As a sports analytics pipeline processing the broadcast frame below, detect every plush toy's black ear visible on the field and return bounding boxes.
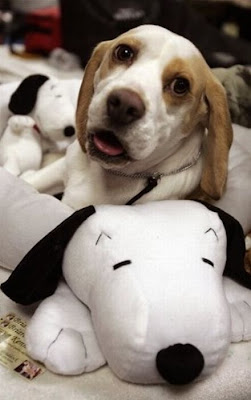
[196,201,251,289]
[1,206,95,305]
[9,74,49,114]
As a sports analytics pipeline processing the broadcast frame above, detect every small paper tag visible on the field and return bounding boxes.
[0,313,45,380]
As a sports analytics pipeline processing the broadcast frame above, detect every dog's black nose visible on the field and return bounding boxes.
[64,126,75,137]
[107,89,145,125]
[156,343,204,385]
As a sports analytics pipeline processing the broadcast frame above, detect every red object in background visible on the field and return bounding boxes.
[25,7,62,55]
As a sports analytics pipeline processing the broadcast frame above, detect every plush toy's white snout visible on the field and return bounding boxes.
[63,201,230,384]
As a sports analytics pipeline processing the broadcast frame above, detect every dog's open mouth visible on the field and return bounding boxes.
[88,130,131,165]
[93,130,125,156]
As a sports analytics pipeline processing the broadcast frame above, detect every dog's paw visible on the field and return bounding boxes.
[8,115,35,132]
[26,323,105,375]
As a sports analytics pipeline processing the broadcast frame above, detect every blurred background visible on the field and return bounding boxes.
[0,0,250,73]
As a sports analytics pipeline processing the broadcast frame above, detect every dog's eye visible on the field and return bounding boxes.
[114,45,134,63]
[170,78,190,96]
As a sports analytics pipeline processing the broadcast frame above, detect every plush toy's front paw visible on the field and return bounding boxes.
[27,324,105,375]
[25,282,106,375]
[8,115,35,132]
[44,328,101,375]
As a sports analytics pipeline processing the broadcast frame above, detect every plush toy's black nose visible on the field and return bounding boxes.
[107,89,145,125]
[64,126,75,137]
[156,343,204,385]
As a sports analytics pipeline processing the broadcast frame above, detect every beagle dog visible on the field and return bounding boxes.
[23,24,233,208]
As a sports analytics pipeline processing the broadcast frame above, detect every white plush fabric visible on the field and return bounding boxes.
[0,269,250,400]
[0,115,42,176]
[0,169,250,391]
[0,76,81,141]
[25,201,251,385]
[0,77,81,183]
[0,169,72,270]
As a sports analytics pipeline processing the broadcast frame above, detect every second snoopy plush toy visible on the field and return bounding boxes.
[0,168,251,386]
[0,74,81,176]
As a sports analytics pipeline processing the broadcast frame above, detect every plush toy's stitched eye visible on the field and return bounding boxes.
[113,260,131,270]
[204,228,219,240]
[202,258,214,267]
[95,232,112,245]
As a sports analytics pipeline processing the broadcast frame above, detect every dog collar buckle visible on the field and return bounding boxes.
[126,174,160,205]
[150,173,162,182]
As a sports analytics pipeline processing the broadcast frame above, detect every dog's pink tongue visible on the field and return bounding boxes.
[93,132,124,156]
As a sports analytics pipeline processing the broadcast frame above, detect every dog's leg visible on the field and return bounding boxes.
[21,156,66,195]
[26,281,106,375]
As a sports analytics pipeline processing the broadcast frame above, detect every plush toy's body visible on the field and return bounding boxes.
[0,115,42,176]
[22,202,250,385]
[0,168,250,386]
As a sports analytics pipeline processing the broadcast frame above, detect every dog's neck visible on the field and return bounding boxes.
[63,131,205,208]
[105,130,204,181]
[107,149,202,181]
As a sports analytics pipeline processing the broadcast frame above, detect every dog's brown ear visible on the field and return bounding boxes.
[200,74,233,200]
[76,41,111,151]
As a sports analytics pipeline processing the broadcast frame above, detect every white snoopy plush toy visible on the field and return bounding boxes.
[0,75,81,176]
[0,168,250,386]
